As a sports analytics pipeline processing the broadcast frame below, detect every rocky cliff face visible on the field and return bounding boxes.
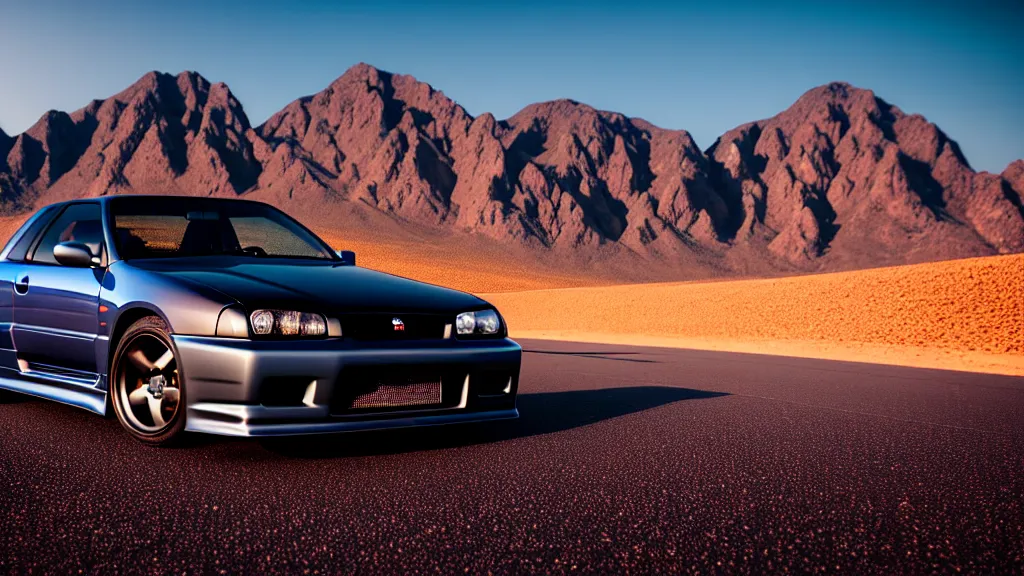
[4,71,261,205]
[708,83,1024,263]
[257,64,474,223]
[0,127,16,209]
[0,127,11,162]
[255,67,754,256]
[2,64,1021,276]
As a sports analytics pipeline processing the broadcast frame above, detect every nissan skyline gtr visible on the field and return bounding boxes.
[0,196,521,446]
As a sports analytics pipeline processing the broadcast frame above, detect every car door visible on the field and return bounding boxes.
[0,205,62,376]
[11,202,106,377]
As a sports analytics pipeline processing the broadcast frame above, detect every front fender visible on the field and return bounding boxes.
[100,262,239,338]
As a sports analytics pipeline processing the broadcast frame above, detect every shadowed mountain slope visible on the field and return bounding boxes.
[3,64,1021,279]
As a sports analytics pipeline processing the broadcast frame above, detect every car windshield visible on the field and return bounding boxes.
[110,197,335,261]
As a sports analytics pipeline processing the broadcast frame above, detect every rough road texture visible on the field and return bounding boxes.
[1,341,1022,573]
[2,64,1022,278]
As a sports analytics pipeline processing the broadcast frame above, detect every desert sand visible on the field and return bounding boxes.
[0,216,26,245]
[319,233,607,293]
[3,215,1020,375]
[324,229,1023,375]
[482,254,1024,376]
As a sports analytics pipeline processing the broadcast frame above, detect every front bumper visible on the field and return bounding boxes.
[172,335,521,437]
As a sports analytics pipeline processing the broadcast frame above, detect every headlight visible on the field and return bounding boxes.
[250,309,327,337]
[455,309,502,336]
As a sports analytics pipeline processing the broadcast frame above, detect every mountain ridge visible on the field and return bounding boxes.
[2,63,1022,279]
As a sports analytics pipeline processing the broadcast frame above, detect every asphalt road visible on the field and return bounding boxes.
[1,339,1022,574]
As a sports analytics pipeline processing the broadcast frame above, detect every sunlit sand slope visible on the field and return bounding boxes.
[483,254,1024,376]
[317,232,616,293]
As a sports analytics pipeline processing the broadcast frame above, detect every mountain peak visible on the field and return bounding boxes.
[24,109,73,137]
[818,80,855,95]
[509,98,590,120]
[781,81,878,120]
[342,61,384,77]
[105,70,219,107]
[330,62,409,93]
[797,81,869,102]
[1,69,260,200]
[135,69,211,85]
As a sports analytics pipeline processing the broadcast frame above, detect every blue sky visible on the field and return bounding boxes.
[1,0,1021,172]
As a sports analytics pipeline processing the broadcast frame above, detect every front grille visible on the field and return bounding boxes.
[351,379,441,409]
[340,313,449,341]
[331,364,465,415]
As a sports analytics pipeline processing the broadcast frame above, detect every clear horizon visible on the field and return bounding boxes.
[1,0,1021,173]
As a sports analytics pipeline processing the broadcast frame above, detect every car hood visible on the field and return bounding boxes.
[127,256,488,314]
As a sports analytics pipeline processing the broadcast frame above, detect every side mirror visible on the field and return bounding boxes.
[337,250,356,266]
[54,241,101,268]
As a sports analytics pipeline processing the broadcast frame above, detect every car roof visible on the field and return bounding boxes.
[40,195,275,210]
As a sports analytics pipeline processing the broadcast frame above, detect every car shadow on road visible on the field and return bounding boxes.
[260,385,728,459]
[524,350,659,363]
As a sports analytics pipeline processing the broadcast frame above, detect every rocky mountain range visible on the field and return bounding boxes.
[2,63,1022,276]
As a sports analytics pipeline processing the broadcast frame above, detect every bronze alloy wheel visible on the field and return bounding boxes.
[111,316,186,446]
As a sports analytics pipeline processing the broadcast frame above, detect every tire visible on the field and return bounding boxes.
[109,316,187,446]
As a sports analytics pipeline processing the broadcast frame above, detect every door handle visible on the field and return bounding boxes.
[14,273,29,295]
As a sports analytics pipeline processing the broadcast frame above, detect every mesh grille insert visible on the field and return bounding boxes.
[350,380,442,409]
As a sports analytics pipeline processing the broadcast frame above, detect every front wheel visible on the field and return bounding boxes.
[110,316,187,446]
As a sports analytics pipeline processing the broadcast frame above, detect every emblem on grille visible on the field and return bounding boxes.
[392,317,405,331]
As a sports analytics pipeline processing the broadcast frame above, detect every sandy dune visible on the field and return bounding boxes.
[483,254,1024,376]
[320,233,607,293]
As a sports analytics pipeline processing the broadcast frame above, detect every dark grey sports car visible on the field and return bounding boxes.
[0,196,520,445]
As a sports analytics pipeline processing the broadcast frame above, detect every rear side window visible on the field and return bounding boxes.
[4,206,59,262]
[30,203,104,265]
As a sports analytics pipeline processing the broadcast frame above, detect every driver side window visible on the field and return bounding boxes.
[30,203,105,265]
